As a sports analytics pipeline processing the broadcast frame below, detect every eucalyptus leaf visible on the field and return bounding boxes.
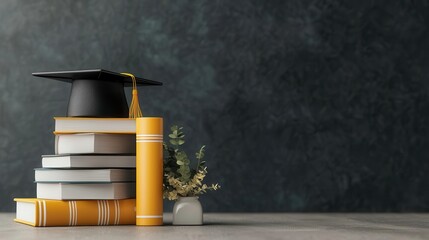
[170,139,179,145]
[176,151,188,161]
[169,134,176,138]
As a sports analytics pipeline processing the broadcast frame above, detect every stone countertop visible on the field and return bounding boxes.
[1,213,428,240]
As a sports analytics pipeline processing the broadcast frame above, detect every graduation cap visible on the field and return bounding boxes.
[32,69,162,118]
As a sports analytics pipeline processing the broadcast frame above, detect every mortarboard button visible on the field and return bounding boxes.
[32,69,162,118]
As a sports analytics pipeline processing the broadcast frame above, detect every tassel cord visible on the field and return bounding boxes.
[121,72,143,119]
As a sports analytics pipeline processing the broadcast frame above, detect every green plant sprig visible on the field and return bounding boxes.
[163,125,220,200]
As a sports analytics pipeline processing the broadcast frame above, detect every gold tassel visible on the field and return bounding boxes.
[121,72,143,119]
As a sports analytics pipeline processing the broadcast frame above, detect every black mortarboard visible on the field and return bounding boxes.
[32,69,162,118]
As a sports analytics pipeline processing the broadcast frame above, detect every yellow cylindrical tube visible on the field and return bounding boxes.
[136,117,163,226]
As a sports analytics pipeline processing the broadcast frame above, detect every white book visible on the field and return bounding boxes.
[54,117,135,134]
[42,154,135,168]
[34,168,135,182]
[37,182,135,200]
[55,133,136,154]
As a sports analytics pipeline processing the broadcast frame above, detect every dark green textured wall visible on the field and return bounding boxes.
[0,0,428,212]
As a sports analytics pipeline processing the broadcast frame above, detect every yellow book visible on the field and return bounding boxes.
[14,198,135,227]
[136,117,163,226]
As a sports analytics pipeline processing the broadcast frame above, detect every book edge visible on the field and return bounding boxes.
[14,198,37,203]
[54,117,135,121]
[54,131,136,135]
[14,218,36,227]
[42,154,135,157]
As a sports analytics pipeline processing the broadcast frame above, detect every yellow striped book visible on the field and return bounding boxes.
[14,198,135,227]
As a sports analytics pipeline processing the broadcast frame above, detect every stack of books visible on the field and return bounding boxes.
[15,118,137,227]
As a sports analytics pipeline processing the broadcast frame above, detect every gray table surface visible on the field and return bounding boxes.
[1,213,428,240]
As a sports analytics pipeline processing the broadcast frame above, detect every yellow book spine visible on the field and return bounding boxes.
[136,117,163,226]
[14,198,135,227]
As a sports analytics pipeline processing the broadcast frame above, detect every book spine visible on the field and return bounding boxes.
[32,199,135,226]
[136,118,163,226]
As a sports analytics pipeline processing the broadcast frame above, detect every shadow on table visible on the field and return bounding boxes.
[163,221,287,227]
